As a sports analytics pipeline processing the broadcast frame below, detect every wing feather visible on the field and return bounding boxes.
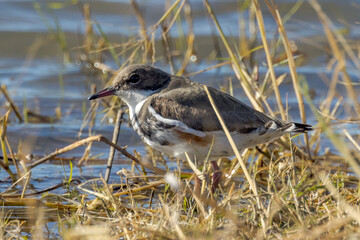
[150,84,282,133]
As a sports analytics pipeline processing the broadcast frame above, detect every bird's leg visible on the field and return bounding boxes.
[194,174,202,196]
[210,160,222,193]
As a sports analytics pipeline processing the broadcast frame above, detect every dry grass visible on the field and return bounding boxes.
[1,0,360,239]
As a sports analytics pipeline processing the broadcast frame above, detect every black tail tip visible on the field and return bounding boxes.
[292,122,313,133]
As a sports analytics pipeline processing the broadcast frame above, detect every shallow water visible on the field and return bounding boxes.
[1,0,359,201]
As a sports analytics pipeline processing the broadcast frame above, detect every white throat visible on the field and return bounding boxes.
[117,89,154,118]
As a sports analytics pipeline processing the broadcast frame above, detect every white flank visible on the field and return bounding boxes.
[147,105,206,137]
[285,123,296,132]
[269,121,278,130]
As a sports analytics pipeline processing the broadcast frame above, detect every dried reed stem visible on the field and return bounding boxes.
[251,0,286,120]
[204,85,266,234]
[320,171,360,223]
[0,110,10,168]
[301,77,360,176]
[177,3,195,76]
[265,1,311,157]
[151,0,182,32]
[113,179,165,197]
[310,0,360,115]
[105,110,124,183]
[131,0,151,63]
[203,0,263,112]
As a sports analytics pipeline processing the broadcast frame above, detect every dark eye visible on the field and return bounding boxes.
[128,73,140,84]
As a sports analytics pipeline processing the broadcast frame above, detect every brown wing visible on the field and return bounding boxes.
[150,84,284,133]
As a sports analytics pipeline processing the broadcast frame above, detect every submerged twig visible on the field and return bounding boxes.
[27,135,166,175]
[0,85,23,123]
[1,179,81,198]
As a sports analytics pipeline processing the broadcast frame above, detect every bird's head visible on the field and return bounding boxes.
[88,64,171,106]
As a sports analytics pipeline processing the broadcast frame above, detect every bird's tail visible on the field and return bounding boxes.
[285,122,313,133]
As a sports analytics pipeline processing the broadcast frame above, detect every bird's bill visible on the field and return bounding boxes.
[88,87,116,100]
